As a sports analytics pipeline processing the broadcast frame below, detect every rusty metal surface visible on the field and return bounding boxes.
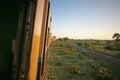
[12,0,37,80]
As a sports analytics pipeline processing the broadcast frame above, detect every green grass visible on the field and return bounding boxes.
[75,40,120,57]
[47,40,120,80]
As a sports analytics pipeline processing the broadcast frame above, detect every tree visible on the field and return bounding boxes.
[58,38,63,41]
[63,37,69,41]
[112,33,120,42]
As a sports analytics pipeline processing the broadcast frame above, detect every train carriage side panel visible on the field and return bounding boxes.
[42,3,51,80]
[28,0,45,80]
[36,0,49,79]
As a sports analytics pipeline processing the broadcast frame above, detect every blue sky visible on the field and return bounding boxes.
[50,0,120,40]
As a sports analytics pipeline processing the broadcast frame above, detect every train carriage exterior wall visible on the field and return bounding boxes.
[11,0,51,80]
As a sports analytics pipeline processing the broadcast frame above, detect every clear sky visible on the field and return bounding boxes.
[50,0,120,40]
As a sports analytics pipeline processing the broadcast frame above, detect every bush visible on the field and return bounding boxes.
[113,42,120,51]
[80,50,88,54]
[77,42,83,46]
[95,67,112,80]
[58,38,64,41]
[63,37,69,41]
[56,62,62,66]
[104,45,112,50]
[84,42,90,48]
[72,65,81,74]
[104,42,120,51]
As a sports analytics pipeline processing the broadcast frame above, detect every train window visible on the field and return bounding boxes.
[47,0,120,80]
[1,0,120,80]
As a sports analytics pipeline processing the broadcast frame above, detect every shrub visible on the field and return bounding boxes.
[95,67,112,80]
[72,65,81,74]
[104,42,120,51]
[63,50,70,55]
[113,42,120,51]
[56,62,62,66]
[84,42,90,48]
[104,45,112,50]
[77,42,83,46]
[58,38,63,41]
[80,50,88,54]
[63,37,69,41]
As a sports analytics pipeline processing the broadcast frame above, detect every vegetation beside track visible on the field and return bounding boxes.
[75,40,120,57]
[47,39,120,80]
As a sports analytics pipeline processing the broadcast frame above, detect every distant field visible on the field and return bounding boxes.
[47,39,120,80]
[75,40,120,57]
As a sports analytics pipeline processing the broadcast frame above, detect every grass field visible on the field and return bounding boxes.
[75,40,120,57]
[47,39,120,80]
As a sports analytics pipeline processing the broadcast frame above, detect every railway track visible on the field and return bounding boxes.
[75,45,120,64]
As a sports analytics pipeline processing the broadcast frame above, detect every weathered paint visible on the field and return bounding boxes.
[37,0,49,79]
[38,57,43,63]
[28,0,45,79]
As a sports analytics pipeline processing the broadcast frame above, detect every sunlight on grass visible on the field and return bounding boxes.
[47,39,120,80]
